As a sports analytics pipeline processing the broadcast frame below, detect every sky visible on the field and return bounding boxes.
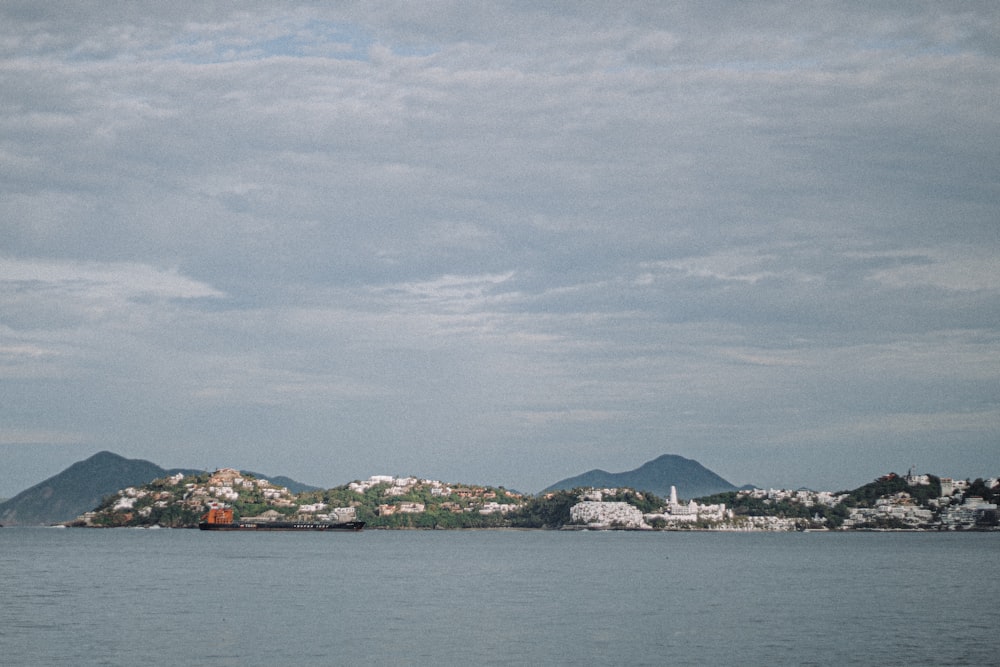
[1,2,998,498]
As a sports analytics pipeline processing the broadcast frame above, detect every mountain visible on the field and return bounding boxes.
[0,451,184,526]
[542,454,737,500]
[0,451,320,526]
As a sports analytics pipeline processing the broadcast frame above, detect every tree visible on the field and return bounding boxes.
[966,478,997,503]
[508,490,578,529]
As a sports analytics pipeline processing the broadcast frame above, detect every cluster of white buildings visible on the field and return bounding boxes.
[350,474,523,516]
[642,485,729,526]
[567,476,998,531]
[479,502,519,515]
[568,486,731,530]
[938,496,998,529]
[112,487,145,510]
[842,492,935,529]
[939,477,970,497]
[349,475,408,494]
[377,502,426,515]
[348,475,456,498]
[570,501,648,529]
[738,487,846,508]
[184,468,361,523]
[181,468,296,505]
[724,516,803,531]
[99,484,179,520]
[840,472,999,530]
[842,492,998,530]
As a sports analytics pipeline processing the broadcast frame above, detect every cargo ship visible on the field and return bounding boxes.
[198,507,364,531]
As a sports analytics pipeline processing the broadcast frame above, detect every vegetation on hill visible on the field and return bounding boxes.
[299,481,524,529]
[697,490,851,528]
[966,478,998,503]
[0,452,322,526]
[507,488,664,528]
[839,474,941,508]
[86,471,212,527]
[73,470,530,529]
[0,451,170,526]
[507,490,579,529]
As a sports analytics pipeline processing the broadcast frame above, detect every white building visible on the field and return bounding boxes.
[479,502,519,515]
[569,501,648,529]
[939,497,998,529]
[644,485,728,525]
[298,502,328,513]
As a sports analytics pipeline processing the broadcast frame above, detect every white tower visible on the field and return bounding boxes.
[670,485,678,506]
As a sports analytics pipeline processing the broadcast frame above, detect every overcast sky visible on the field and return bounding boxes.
[2,2,998,497]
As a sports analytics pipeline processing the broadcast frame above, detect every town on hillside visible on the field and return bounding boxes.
[68,467,999,531]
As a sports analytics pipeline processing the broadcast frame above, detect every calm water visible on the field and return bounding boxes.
[1,528,996,666]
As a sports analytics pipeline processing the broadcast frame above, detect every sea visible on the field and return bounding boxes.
[1,528,996,666]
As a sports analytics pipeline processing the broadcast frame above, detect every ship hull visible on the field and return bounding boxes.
[199,520,365,531]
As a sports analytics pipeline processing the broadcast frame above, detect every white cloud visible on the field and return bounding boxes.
[637,249,821,286]
[372,272,517,311]
[868,249,1000,292]
[0,259,224,299]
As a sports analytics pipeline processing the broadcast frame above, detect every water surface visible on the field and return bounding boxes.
[1,528,996,666]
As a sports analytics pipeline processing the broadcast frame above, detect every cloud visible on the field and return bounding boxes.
[0,259,225,300]
[0,429,87,446]
[0,259,224,333]
[372,272,517,311]
[773,407,1000,447]
[867,249,1000,292]
[0,3,998,495]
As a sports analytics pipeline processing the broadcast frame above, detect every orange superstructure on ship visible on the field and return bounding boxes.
[201,507,234,525]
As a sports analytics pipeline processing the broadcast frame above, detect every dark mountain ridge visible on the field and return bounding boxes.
[542,454,737,500]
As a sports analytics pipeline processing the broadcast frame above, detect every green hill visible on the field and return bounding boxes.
[542,454,737,500]
[0,452,319,526]
[0,451,178,526]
